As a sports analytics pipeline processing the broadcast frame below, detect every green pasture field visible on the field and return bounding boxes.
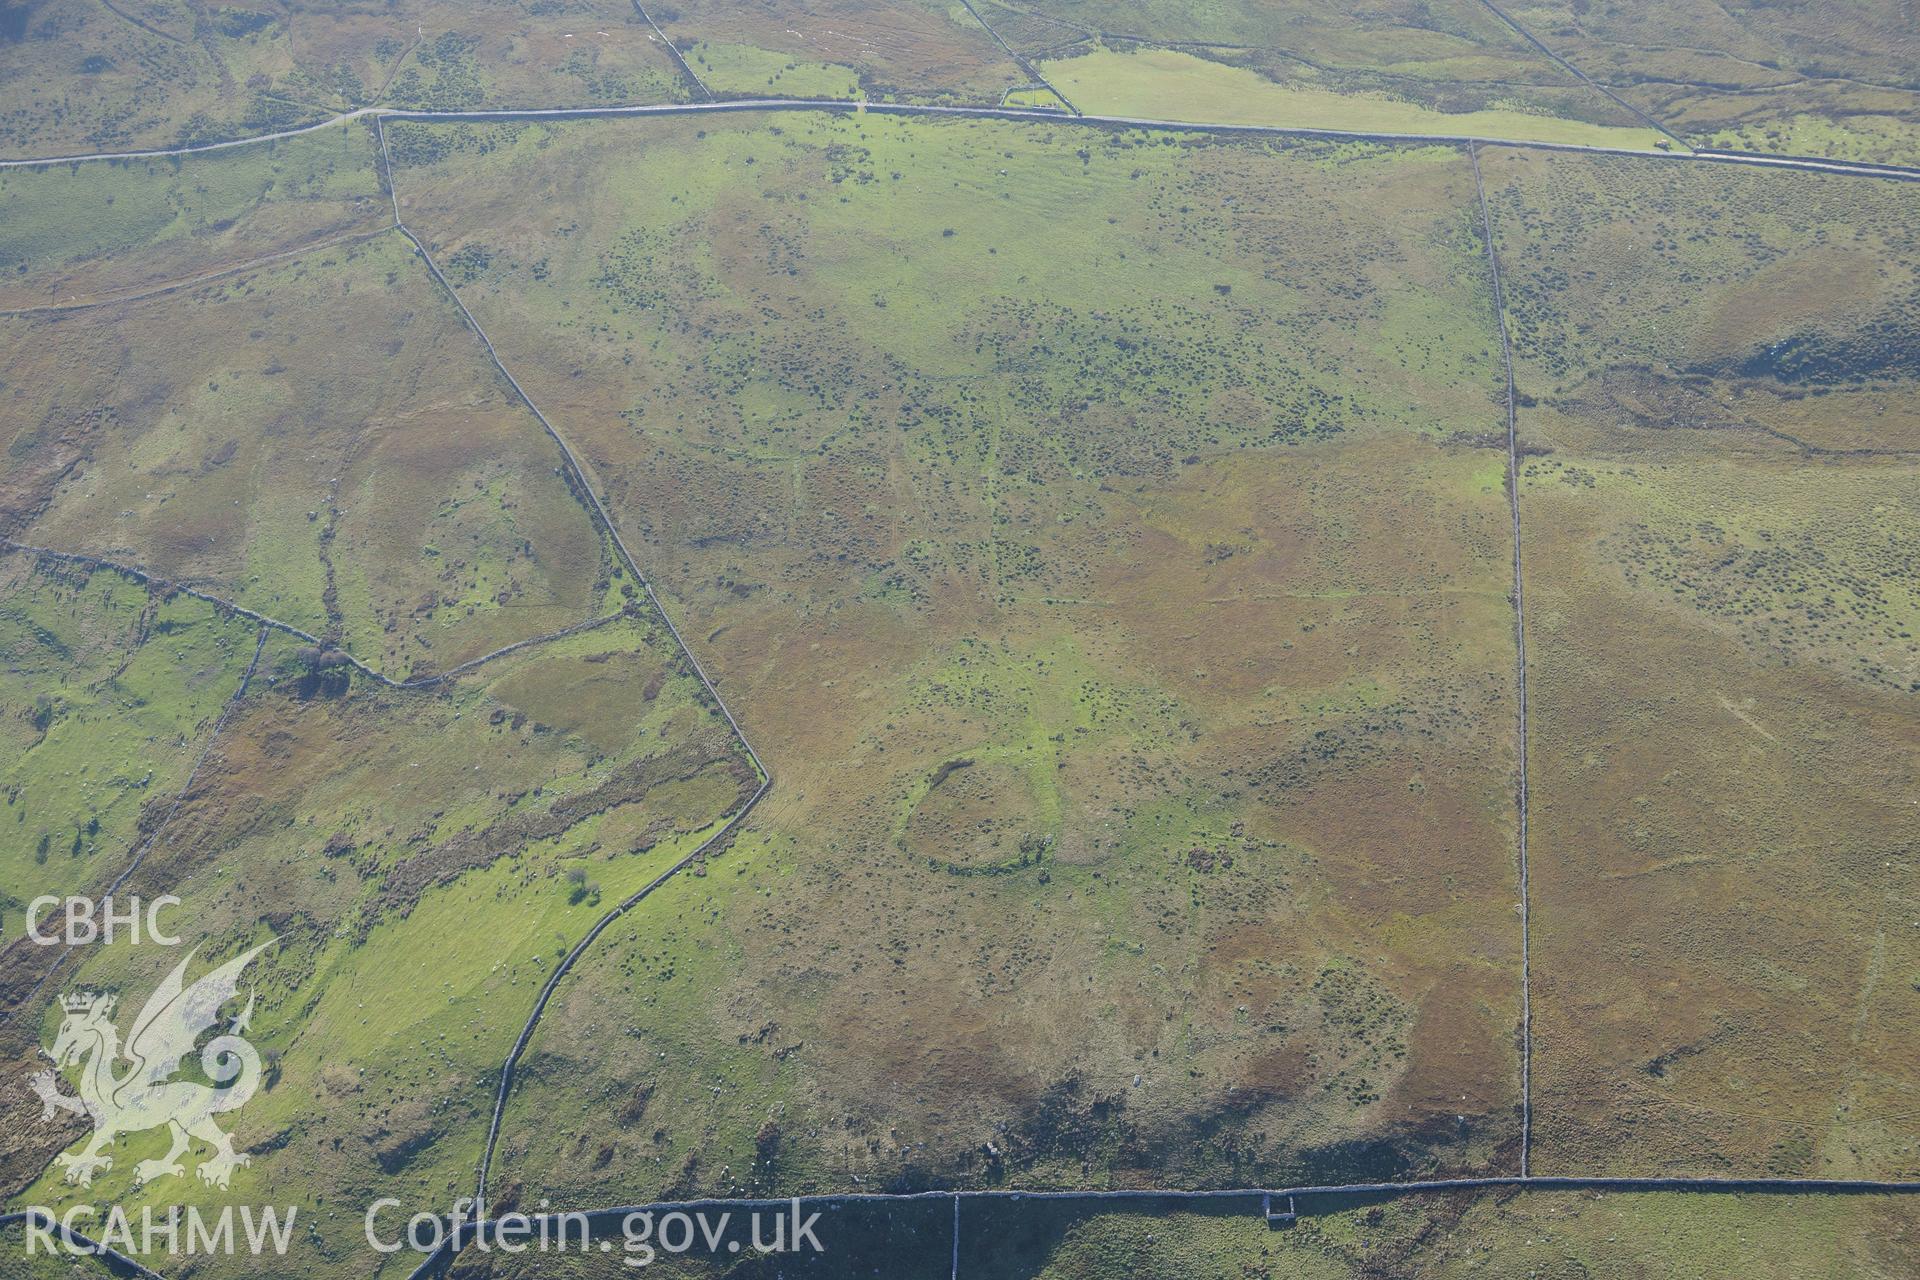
[983,0,1673,144]
[684,42,866,101]
[1039,45,1672,148]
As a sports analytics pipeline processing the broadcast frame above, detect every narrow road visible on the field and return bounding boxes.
[12,63,1918,1280]
[0,226,391,317]
[6,99,1919,182]
[0,105,383,168]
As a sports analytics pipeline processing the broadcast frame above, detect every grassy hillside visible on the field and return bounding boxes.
[5,611,758,1277]
[1,17,1916,1276]
[1,228,622,675]
[388,111,1526,1209]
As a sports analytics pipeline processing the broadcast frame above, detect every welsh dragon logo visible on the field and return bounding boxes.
[28,943,270,1190]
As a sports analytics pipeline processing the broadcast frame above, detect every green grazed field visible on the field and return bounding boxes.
[984,0,1674,144]
[685,42,866,101]
[1041,46,1672,148]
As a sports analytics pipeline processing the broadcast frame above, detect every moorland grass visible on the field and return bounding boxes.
[0,0,687,160]
[6,30,1917,1277]
[651,0,1024,105]
[1,232,612,674]
[1705,113,1920,169]
[1481,145,1920,1180]
[1511,0,1920,164]
[968,1192,1920,1279]
[392,111,1525,1208]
